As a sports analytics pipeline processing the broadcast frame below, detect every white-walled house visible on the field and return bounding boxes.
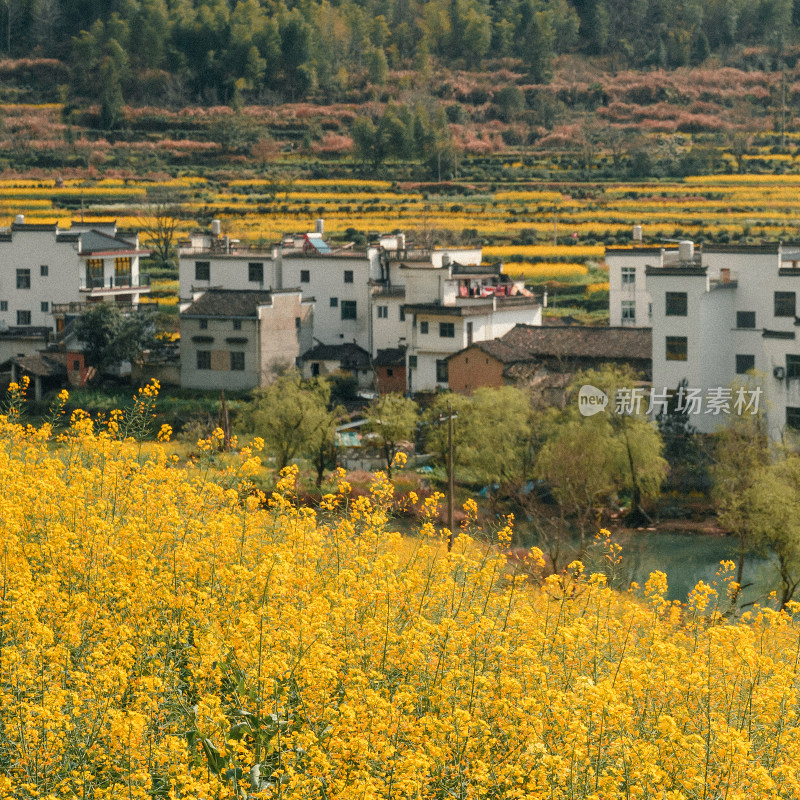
[179,288,313,390]
[178,224,541,393]
[0,217,150,332]
[638,241,800,439]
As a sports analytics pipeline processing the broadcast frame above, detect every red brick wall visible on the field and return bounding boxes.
[376,365,406,394]
[448,349,504,394]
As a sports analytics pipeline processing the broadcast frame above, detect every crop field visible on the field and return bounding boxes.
[4,173,800,320]
[3,387,800,799]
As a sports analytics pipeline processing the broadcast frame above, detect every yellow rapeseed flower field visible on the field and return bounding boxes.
[1,384,800,798]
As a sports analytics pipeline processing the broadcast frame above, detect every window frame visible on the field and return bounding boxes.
[788,406,800,430]
[16,310,31,326]
[737,310,756,329]
[16,268,30,290]
[248,262,264,283]
[196,350,211,370]
[775,291,796,317]
[40,264,48,277]
[195,261,210,281]
[621,267,636,285]
[665,291,688,316]
[344,270,354,284]
[736,354,756,375]
[439,321,455,338]
[341,300,357,320]
[420,320,429,334]
[377,305,388,319]
[436,359,449,383]
[300,269,310,283]
[230,351,245,371]
[621,300,636,321]
[787,354,800,379]
[665,336,688,361]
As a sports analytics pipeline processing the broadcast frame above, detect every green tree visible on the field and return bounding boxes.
[237,372,333,472]
[74,303,153,376]
[711,401,770,587]
[364,393,418,477]
[535,367,667,564]
[746,454,800,608]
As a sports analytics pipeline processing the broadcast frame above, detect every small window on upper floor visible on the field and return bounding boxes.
[40,264,48,277]
[439,322,455,338]
[377,305,388,319]
[17,310,31,326]
[621,267,636,285]
[775,291,796,317]
[195,261,210,281]
[621,300,635,322]
[16,269,30,290]
[737,311,756,329]
[665,292,687,316]
[341,300,357,320]
[233,320,242,331]
[248,262,264,283]
[399,307,406,322]
[344,270,353,283]
[420,321,429,334]
[330,297,338,307]
[199,319,208,330]
[787,354,800,379]
[300,269,310,283]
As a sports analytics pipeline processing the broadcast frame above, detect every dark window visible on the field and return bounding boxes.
[16,269,30,290]
[199,319,208,330]
[409,355,417,368]
[16,310,30,326]
[436,359,448,383]
[72,360,80,370]
[300,270,310,283]
[0,301,7,311]
[736,354,755,374]
[330,297,338,307]
[344,270,353,283]
[665,292,687,316]
[311,362,320,376]
[439,322,455,337]
[197,350,211,370]
[341,300,357,320]
[666,336,688,361]
[399,307,405,322]
[230,351,245,371]
[788,407,800,430]
[195,261,210,281]
[621,267,635,284]
[387,368,393,377]
[40,301,49,313]
[295,316,301,329]
[248,262,263,283]
[737,311,756,328]
[233,320,242,330]
[40,264,48,276]
[775,291,796,317]
[788,354,800,379]
[420,321,429,334]
[378,305,388,318]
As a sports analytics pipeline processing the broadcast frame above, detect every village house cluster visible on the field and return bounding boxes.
[2,214,797,440]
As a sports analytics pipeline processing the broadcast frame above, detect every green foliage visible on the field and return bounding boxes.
[236,372,337,474]
[74,304,154,376]
[364,393,418,476]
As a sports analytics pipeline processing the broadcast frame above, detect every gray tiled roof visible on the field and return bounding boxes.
[182,289,275,318]
[500,324,652,360]
[301,342,371,369]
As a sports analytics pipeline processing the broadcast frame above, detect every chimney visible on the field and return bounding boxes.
[315,218,324,235]
[632,224,642,242]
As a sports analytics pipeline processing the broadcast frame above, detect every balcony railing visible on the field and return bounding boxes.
[80,273,151,291]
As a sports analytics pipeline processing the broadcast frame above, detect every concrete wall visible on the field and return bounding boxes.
[607,249,662,328]
[178,252,278,298]
[0,230,80,329]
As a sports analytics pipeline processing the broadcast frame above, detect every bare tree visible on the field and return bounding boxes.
[138,198,183,271]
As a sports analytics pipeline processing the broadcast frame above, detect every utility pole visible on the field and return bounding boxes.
[553,204,558,246]
[447,400,455,551]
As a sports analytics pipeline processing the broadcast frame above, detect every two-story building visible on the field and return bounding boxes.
[0,216,150,333]
[179,288,313,390]
[617,239,800,439]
